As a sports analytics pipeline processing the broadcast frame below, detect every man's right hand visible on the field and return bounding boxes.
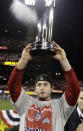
[17,43,32,70]
[21,43,32,61]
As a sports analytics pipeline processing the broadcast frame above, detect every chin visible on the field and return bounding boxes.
[39,96,48,100]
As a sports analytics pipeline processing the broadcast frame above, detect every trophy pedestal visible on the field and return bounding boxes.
[30,41,55,56]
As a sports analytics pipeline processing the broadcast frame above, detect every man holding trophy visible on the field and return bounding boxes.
[8,41,80,131]
[8,0,80,131]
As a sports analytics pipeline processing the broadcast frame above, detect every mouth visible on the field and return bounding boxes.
[41,92,46,94]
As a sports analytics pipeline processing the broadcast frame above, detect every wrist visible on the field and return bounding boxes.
[59,58,71,71]
[17,57,29,70]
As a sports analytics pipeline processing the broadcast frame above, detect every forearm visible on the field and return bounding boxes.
[17,43,32,70]
[59,58,71,71]
[59,58,80,106]
[64,68,80,106]
[8,44,32,102]
[8,66,24,102]
[17,57,29,70]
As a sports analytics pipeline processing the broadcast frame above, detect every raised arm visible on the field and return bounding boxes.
[52,41,80,106]
[8,44,32,103]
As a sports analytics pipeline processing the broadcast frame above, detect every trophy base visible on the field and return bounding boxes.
[30,41,55,56]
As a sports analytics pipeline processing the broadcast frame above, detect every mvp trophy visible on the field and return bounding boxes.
[30,0,55,56]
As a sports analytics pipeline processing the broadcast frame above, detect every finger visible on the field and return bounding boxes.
[53,46,62,52]
[52,41,61,48]
[54,49,61,55]
[26,43,32,48]
[26,44,32,51]
[28,43,32,46]
[26,47,32,52]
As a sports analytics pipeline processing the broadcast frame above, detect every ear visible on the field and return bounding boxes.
[51,88,52,93]
[51,89,53,92]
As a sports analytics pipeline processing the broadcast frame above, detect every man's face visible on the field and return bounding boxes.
[35,81,52,100]
[77,91,83,111]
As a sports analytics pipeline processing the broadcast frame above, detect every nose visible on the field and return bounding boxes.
[40,84,45,90]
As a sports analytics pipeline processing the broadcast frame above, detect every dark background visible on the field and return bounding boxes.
[0,0,83,86]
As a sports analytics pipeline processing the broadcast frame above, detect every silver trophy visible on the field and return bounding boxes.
[30,0,55,56]
[10,0,55,56]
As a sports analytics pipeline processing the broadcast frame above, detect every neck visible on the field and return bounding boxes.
[37,97,51,101]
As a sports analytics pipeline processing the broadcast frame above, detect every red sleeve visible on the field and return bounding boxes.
[8,66,24,103]
[64,68,80,106]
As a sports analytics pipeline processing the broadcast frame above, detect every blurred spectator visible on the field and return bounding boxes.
[0,53,21,62]
[65,87,83,131]
[76,123,83,131]
[0,37,25,62]
[0,94,10,100]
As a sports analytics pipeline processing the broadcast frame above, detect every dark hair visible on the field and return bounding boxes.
[35,74,52,86]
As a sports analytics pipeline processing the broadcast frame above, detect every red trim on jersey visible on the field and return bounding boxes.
[8,66,24,102]
[64,69,80,106]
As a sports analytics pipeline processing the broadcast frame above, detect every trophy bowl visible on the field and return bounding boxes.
[29,0,55,57]
[30,41,55,56]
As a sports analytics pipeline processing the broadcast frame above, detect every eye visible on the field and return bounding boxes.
[80,97,83,99]
[36,83,42,87]
[44,83,49,86]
